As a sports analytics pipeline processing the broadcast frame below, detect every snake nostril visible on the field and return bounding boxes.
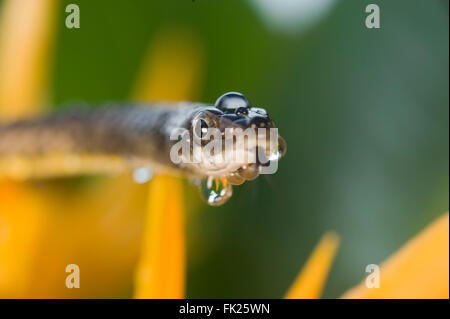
[235,107,249,116]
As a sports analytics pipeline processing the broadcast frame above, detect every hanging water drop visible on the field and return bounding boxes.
[189,178,201,186]
[227,172,245,185]
[237,163,260,180]
[199,176,233,206]
[132,167,153,184]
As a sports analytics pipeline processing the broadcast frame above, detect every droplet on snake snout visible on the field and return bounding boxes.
[215,92,250,111]
[199,176,233,206]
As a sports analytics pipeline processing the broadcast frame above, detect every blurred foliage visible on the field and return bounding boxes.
[2,0,447,298]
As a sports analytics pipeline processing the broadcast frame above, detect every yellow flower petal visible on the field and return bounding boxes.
[285,231,340,299]
[132,30,203,102]
[0,0,57,297]
[0,181,48,297]
[0,0,57,118]
[134,175,185,298]
[132,30,204,298]
[22,176,148,298]
[341,212,449,299]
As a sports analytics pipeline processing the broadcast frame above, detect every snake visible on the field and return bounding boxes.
[0,92,286,205]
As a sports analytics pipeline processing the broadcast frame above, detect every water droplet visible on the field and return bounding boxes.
[189,178,201,186]
[269,135,287,161]
[237,163,260,180]
[215,92,251,111]
[199,176,233,206]
[227,172,245,185]
[132,167,153,184]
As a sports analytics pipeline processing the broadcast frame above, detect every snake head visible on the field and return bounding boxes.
[187,92,286,191]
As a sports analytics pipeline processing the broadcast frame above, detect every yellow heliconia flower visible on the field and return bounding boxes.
[134,175,186,298]
[342,212,449,299]
[0,0,57,118]
[285,231,340,299]
[0,0,145,298]
[0,0,58,298]
[284,212,449,299]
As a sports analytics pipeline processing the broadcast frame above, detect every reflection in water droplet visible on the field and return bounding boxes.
[199,176,233,206]
[132,167,153,184]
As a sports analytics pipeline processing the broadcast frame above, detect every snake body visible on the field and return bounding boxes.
[0,93,286,204]
[0,102,202,179]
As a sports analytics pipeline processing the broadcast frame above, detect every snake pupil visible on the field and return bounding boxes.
[194,118,209,139]
[200,119,208,138]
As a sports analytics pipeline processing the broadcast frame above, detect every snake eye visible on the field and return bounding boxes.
[194,118,209,139]
[215,92,251,112]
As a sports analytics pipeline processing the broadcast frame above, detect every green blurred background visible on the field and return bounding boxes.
[7,0,449,298]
